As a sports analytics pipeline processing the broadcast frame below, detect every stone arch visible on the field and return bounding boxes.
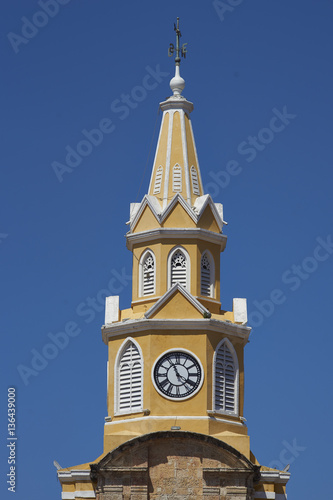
[91,431,260,499]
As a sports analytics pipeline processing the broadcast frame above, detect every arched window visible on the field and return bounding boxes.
[115,339,143,415]
[190,165,200,195]
[139,250,155,296]
[153,166,163,194]
[168,247,190,289]
[173,164,182,192]
[201,251,214,298]
[213,339,238,415]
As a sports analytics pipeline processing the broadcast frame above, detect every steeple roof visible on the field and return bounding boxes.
[147,23,204,210]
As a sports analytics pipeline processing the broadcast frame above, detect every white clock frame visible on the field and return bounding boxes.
[151,348,204,401]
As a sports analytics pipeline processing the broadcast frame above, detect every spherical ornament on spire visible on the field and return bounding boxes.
[170,64,185,96]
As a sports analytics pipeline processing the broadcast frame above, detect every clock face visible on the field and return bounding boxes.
[152,349,204,400]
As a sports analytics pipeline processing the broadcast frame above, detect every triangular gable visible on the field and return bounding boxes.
[130,195,161,232]
[161,201,196,229]
[130,193,225,234]
[145,283,211,320]
[194,194,224,232]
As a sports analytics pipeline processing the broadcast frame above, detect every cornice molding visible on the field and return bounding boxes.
[260,470,291,485]
[126,227,227,251]
[57,469,91,482]
[102,317,251,345]
[160,97,194,113]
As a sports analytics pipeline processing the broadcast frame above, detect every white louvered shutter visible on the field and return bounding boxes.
[171,250,187,288]
[153,166,163,194]
[118,342,142,413]
[173,165,182,192]
[201,253,212,297]
[214,342,236,413]
[191,166,200,195]
[143,253,154,295]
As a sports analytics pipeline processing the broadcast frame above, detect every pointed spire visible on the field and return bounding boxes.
[168,17,187,96]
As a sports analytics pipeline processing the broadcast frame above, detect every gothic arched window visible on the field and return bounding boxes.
[139,250,155,296]
[173,164,182,192]
[168,247,189,289]
[153,166,163,194]
[201,251,214,298]
[213,339,238,415]
[115,339,143,415]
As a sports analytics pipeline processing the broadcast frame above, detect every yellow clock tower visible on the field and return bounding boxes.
[58,20,290,500]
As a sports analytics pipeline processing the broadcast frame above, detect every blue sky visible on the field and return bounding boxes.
[1,1,332,498]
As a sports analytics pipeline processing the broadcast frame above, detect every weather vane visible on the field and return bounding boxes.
[168,17,187,62]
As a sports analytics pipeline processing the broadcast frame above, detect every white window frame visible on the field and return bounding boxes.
[212,338,239,416]
[138,249,156,297]
[172,164,182,192]
[114,337,143,416]
[167,246,190,290]
[200,250,215,298]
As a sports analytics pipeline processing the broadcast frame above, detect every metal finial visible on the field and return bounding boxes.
[168,17,187,64]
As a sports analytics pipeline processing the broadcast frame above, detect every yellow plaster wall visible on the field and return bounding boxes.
[161,202,196,229]
[168,111,185,201]
[149,290,204,320]
[131,237,222,311]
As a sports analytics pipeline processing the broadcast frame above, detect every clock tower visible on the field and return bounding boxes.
[58,19,290,500]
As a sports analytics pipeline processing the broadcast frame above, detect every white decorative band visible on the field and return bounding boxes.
[254,493,286,500]
[105,415,243,427]
[254,493,275,499]
[62,492,96,499]
[61,490,96,500]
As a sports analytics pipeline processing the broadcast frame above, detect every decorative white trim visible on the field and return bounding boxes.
[130,192,225,235]
[138,249,156,297]
[57,470,92,482]
[151,348,204,401]
[130,195,161,231]
[260,471,290,484]
[114,337,143,416]
[62,492,96,499]
[201,250,215,298]
[213,338,239,416]
[126,227,227,252]
[102,318,251,345]
[233,298,248,325]
[105,414,243,427]
[147,112,166,195]
[160,96,194,114]
[193,195,224,231]
[188,116,204,195]
[180,109,191,205]
[162,193,198,224]
[163,110,174,209]
[254,493,275,499]
[144,283,210,319]
[167,245,191,290]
